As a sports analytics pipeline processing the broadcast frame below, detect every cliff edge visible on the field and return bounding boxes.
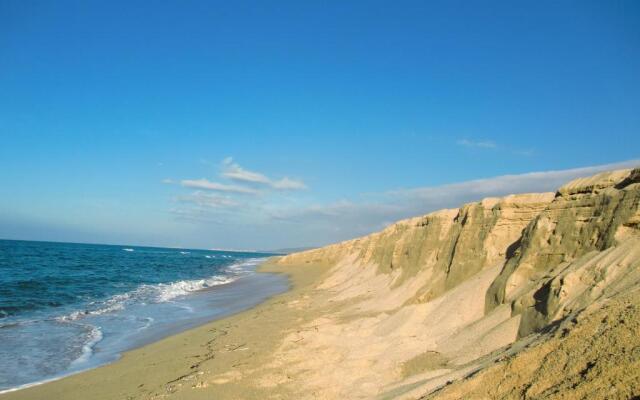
[271,168,640,399]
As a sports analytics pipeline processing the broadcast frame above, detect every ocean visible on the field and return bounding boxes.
[0,239,287,392]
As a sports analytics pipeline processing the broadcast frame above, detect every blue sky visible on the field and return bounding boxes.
[1,0,639,250]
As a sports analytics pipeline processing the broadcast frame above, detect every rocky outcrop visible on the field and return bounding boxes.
[278,193,555,304]
[273,168,640,399]
[486,168,640,336]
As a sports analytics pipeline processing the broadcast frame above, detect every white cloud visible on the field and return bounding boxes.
[180,178,259,194]
[271,177,307,190]
[221,157,307,190]
[266,159,640,241]
[178,191,238,208]
[221,158,272,184]
[168,159,639,248]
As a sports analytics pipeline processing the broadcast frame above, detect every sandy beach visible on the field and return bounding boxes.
[1,260,331,400]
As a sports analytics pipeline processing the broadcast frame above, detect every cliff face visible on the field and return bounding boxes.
[487,168,640,336]
[423,287,640,400]
[272,168,640,399]
[279,193,555,305]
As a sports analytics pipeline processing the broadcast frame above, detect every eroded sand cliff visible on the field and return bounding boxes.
[271,168,640,399]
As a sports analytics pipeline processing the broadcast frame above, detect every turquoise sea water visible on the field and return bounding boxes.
[0,239,287,392]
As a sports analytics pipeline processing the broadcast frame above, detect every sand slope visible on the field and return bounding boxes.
[270,168,640,399]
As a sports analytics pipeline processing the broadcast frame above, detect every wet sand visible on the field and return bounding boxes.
[2,260,330,400]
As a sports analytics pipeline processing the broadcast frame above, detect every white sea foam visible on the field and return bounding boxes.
[0,323,104,394]
[70,325,103,367]
[0,375,65,395]
[223,258,260,273]
[53,259,264,323]
[56,302,126,322]
[122,248,134,252]
[135,317,154,332]
[148,275,236,302]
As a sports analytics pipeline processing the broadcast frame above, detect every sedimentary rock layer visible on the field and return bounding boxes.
[273,168,640,399]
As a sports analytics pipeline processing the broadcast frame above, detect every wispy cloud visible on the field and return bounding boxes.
[166,158,639,248]
[177,191,239,208]
[171,158,307,197]
[271,177,307,190]
[180,178,259,194]
[456,138,537,157]
[456,139,497,148]
[165,158,308,226]
[221,157,307,190]
[221,157,271,184]
[265,159,640,240]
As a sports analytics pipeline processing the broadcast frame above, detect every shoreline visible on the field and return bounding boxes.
[0,259,298,398]
[1,259,329,399]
